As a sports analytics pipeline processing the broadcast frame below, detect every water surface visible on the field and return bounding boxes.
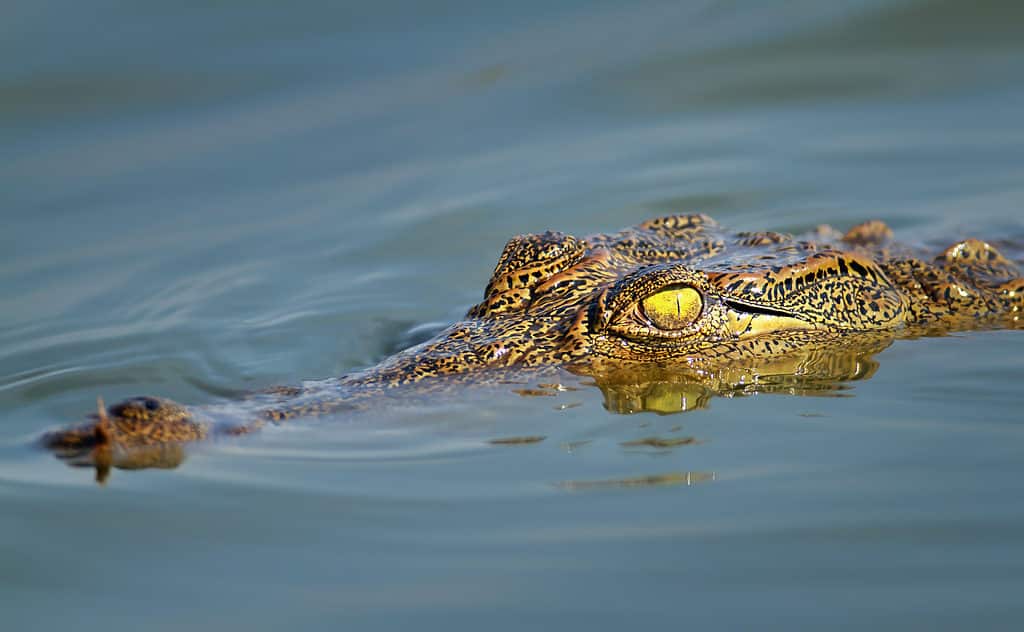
[3,1,1024,629]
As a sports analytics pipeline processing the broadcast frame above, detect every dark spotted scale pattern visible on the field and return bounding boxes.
[41,214,1023,474]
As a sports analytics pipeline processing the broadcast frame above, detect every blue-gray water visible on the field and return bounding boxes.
[3,1,1024,629]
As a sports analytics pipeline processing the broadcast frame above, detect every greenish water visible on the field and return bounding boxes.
[3,1,1024,629]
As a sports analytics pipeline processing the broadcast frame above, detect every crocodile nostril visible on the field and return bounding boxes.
[143,398,160,411]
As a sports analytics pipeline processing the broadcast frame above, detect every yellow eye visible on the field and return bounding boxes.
[640,286,703,330]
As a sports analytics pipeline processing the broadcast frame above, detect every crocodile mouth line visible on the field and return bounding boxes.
[722,298,799,319]
[722,298,815,338]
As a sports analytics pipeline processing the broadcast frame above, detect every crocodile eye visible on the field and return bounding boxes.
[640,286,702,330]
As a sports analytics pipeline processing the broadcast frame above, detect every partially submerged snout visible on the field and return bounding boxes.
[41,396,207,483]
[42,396,206,451]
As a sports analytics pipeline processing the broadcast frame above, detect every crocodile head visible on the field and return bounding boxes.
[42,214,1023,479]
[362,214,908,386]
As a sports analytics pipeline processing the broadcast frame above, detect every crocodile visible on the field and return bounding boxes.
[41,214,1023,480]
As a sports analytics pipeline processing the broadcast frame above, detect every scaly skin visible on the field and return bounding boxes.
[41,215,1023,480]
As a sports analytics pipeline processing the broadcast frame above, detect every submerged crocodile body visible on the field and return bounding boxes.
[42,215,1023,479]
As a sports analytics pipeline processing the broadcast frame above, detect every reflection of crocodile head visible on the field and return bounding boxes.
[589,330,889,414]
[41,215,1023,480]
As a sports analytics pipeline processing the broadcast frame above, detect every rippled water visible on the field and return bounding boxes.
[3,1,1024,629]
